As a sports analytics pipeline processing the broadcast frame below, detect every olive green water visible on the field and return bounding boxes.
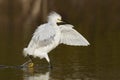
[0,0,120,80]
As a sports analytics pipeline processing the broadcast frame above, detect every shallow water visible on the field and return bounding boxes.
[0,0,120,80]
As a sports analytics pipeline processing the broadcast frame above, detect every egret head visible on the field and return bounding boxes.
[48,11,62,24]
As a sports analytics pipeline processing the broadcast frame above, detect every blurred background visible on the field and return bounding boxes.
[0,0,120,80]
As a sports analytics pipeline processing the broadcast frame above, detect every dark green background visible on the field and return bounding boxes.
[0,0,120,80]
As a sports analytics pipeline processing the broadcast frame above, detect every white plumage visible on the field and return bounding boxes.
[60,24,89,46]
[23,12,90,65]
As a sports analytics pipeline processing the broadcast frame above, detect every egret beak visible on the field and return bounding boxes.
[57,21,67,26]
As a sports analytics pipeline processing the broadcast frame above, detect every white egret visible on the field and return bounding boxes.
[23,12,90,68]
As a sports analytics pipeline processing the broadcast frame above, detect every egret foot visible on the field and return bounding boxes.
[28,62,34,68]
[21,60,34,68]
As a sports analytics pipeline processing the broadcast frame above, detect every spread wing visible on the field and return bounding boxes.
[28,24,55,48]
[59,24,90,46]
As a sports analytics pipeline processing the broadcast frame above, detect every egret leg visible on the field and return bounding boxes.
[26,55,34,68]
[49,62,53,69]
[44,54,53,69]
[28,55,33,62]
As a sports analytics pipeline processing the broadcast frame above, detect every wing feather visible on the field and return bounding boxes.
[28,24,55,48]
[60,24,90,46]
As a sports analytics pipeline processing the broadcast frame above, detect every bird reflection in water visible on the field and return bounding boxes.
[23,68,50,80]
